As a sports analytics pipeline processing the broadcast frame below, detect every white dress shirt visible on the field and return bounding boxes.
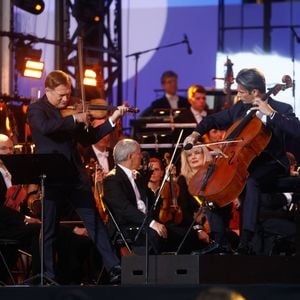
[166,94,179,109]
[92,145,110,174]
[0,160,12,188]
[118,164,146,214]
[191,107,208,124]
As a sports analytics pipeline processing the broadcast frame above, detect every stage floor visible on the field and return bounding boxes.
[2,254,300,300]
[1,284,300,300]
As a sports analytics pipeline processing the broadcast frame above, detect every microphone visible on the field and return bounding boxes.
[183,34,192,55]
[183,143,193,151]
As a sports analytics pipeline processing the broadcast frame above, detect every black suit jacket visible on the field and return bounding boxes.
[174,108,214,139]
[79,145,114,171]
[103,165,150,231]
[141,95,189,117]
[195,98,300,169]
[0,172,7,206]
[27,95,114,186]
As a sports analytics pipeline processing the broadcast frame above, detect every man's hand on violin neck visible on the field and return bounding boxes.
[110,105,127,123]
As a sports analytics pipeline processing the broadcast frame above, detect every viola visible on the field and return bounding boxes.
[4,185,27,211]
[158,153,183,225]
[188,75,293,207]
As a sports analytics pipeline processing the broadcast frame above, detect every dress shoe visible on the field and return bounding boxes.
[108,265,121,284]
[214,245,234,255]
[234,243,255,255]
[191,241,220,255]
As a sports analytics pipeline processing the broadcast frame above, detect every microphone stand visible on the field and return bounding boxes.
[290,26,300,107]
[126,38,188,119]
[133,130,183,284]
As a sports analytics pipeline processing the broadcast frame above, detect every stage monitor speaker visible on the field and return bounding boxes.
[121,255,199,285]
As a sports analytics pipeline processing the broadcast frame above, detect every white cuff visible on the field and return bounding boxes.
[108,117,116,127]
[149,220,155,228]
[270,112,276,120]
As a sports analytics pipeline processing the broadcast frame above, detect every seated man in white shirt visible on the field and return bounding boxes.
[103,139,168,254]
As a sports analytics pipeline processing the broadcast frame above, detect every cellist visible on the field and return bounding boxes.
[184,68,300,254]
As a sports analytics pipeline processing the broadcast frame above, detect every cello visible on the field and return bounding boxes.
[188,75,293,207]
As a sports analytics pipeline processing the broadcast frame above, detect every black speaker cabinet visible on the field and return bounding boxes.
[121,255,200,285]
[122,254,300,285]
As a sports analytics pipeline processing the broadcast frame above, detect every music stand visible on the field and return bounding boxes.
[0,154,77,286]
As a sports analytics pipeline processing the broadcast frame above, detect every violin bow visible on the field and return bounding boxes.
[187,139,243,149]
[77,36,89,130]
[153,129,183,210]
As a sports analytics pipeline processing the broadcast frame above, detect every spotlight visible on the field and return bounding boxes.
[15,40,44,79]
[13,0,45,15]
[83,69,97,86]
[72,0,103,23]
[23,60,44,79]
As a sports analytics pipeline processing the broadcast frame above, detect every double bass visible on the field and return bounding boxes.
[188,75,293,207]
[222,56,234,110]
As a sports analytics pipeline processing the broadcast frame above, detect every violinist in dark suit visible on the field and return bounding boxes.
[141,70,189,117]
[184,68,300,254]
[103,139,168,254]
[27,70,127,282]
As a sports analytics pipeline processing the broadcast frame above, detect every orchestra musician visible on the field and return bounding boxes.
[184,68,300,254]
[0,134,41,282]
[175,84,212,139]
[252,151,298,255]
[179,145,233,254]
[140,70,189,117]
[103,139,168,254]
[27,70,127,283]
[147,156,211,253]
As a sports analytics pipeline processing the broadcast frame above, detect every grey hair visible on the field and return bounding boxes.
[235,68,266,93]
[113,138,139,164]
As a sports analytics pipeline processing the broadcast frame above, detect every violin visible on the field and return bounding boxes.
[188,75,293,207]
[158,153,183,225]
[60,98,139,119]
[4,185,27,211]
